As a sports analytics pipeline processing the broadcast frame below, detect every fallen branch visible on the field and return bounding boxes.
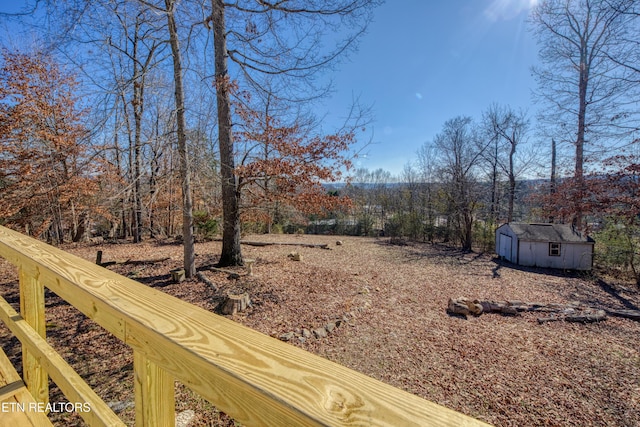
[97,253,171,267]
[605,308,640,321]
[240,241,330,250]
[537,310,607,324]
[196,271,218,292]
[200,265,241,279]
[447,297,633,324]
[566,310,607,323]
[536,315,560,325]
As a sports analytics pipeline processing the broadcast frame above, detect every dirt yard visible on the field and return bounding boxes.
[1,234,639,426]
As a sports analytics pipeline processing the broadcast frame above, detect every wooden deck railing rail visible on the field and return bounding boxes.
[0,225,490,426]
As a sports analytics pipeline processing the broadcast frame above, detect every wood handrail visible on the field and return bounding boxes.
[0,296,125,427]
[0,226,490,426]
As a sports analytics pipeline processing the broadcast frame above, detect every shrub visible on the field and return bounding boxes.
[193,211,218,239]
[593,219,638,276]
[472,221,495,253]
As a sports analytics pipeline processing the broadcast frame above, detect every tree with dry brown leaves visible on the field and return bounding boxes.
[209,0,381,266]
[0,50,100,243]
[234,91,354,231]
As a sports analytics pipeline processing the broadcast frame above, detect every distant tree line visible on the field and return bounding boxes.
[327,107,537,253]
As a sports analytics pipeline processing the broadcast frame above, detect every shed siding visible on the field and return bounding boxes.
[495,223,593,270]
[517,241,592,270]
[567,243,594,270]
[496,224,518,263]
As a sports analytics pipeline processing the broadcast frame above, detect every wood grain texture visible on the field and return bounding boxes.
[0,226,491,427]
[0,345,54,426]
[134,351,175,427]
[19,266,48,405]
[0,296,125,427]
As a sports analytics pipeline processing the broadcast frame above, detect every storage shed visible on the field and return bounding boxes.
[495,223,594,270]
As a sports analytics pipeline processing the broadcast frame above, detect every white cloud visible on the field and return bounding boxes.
[484,0,538,22]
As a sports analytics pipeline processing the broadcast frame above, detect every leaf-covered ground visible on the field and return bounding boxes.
[1,235,639,426]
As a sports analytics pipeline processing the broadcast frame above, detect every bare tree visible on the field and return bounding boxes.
[210,0,242,266]
[482,104,531,223]
[530,0,631,228]
[416,143,438,241]
[549,137,558,223]
[433,117,485,251]
[163,0,196,277]
[603,1,640,77]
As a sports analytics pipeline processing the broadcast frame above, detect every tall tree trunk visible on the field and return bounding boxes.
[549,138,557,223]
[130,17,158,243]
[490,165,499,224]
[165,0,196,277]
[133,67,144,243]
[149,162,157,239]
[462,208,473,252]
[574,40,588,230]
[212,0,243,267]
[507,133,516,223]
[114,123,128,238]
[149,115,159,239]
[168,151,175,236]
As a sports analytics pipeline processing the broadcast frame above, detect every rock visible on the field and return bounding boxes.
[313,327,327,339]
[298,337,307,344]
[325,322,336,333]
[302,328,311,338]
[170,268,186,283]
[245,258,255,276]
[108,400,135,413]
[288,252,302,261]
[336,240,343,246]
[279,332,295,342]
[176,410,195,427]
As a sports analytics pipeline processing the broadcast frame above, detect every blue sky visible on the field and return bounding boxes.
[0,0,541,177]
[323,0,540,176]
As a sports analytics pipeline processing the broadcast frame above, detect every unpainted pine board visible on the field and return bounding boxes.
[0,296,125,427]
[0,347,53,426]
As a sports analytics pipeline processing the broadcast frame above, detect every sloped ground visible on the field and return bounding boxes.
[0,235,638,426]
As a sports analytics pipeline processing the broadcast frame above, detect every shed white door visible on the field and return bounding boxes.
[498,234,512,261]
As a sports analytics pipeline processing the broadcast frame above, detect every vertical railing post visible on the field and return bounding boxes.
[19,265,49,405]
[134,351,175,427]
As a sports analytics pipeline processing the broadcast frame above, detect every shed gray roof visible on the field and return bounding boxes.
[505,223,595,243]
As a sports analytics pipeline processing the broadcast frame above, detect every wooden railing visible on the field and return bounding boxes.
[0,225,490,426]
